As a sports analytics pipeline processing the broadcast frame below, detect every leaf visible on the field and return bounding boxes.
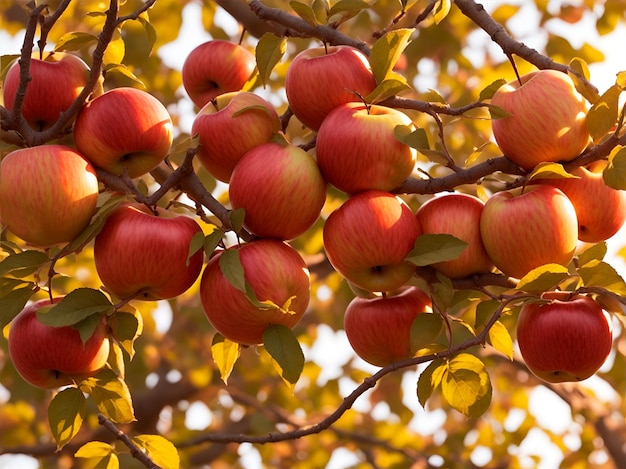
[487,103,511,120]
[576,242,607,267]
[255,33,285,87]
[263,324,304,388]
[478,79,506,102]
[587,84,622,142]
[410,313,444,354]
[289,1,318,26]
[365,76,411,103]
[433,0,451,24]
[103,63,145,88]
[108,309,143,359]
[54,31,98,52]
[0,285,35,329]
[569,57,601,104]
[603,145,626,190]
[417,358,445,407]
[218,249,247,293]
[369,28,414,83]
[394,125,429,150]
[37,288,113,328]
[75,441,119,469]
[527,162,580,181]
[578,259,626,296]
[49,387,86,449]
[103,28,125,65]
[515,264,571,293]
[406,234,468,267]
[328,0,369,22]
[211,333,241,384]
[0,250,49,277]
[80,369,136,424]
[136,14,157,55]
[487,320,513,360]
[229,208,246,233]
[441,353,491,417]
[130,435,180,469]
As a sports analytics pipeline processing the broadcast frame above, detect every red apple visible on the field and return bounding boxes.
[323,190,422,293]
[517,292,612,383]
[491,69,590,170]
[182,40,256,108]
[316,102,417,194]
[2,52,101,131]
[344,286,432,367]
[199,239,311,345]
[416,193,494,278]
[285,45,377,130]
[480,185,578,279]
[8,298,110,389]
[0,144,99,247]
[192,91,281,182]
[94,204,204,300]
[228,142,327,240]
[535,160,626,243]
[73,87,174,178]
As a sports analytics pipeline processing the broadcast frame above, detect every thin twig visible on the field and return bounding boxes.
[97,414,161,469]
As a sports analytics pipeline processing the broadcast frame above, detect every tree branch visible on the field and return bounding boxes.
[98,414,161,469]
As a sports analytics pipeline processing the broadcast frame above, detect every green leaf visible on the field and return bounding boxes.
[365,76,411,103]
[37,288,113,328]
[527,162,580,181]
[54,31,98,52]
[74,441,119,469]
[103,63,145,88]
[433,0,451,24]
[203,229,224,257]
[369,28,414,83]
[406,234,468,267]
[603,146,626,190]
[487,103,511,120]
[328,0,369,22]
[587,84,622,142]
[136,14,157,55]
[255,33,285,87]
[578,259,626,296]
[478,79,506,102]
[229,208,246,234]
[108,309,142,359]
[515,264,571,293]
[487,320,513,360]
[218,249,247,293]
[211,333,241,384]
[130,435,180,469]
[289,1,318,26]
[410,313,444,354]
[263,324,304,388]
[0,250,49,277]
[394,125,429,150]
[0,285,35,329]
[49,387,86,449]
[80,369,136,424]
[577,242,607,266]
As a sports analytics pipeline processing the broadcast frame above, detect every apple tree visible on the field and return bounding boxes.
[1,1,626,468]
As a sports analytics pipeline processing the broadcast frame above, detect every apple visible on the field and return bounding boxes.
[0,144,99,247]
[93,204,204,300]
[491,69,590,170]
[8,298,110,389]
[535,160,626,243]
[323,190,422,293]
[315,102,417,194]
[416,193,494,278]
[480,185,578,279]
[229,142,327,240]
[2,52,102,131]
[516,292,612,383]
[182,40,256,108]
[73,87,174,178]
[199,239,311,345]
[285,45,377,130]
[344,286,432,367]
[191,91,281,182]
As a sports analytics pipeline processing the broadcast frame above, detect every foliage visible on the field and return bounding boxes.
[1,1,626,468]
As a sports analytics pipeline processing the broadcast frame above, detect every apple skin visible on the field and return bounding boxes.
[535,160,626,243]
[199,239,311,345]
[0,144,99,247]
[73,87,174,178]
[228,142,327,240]
[8,298,110,389]
[2,52,101,131]
[491,69,590,170]
[285,45,377,131]
[94,204,204,300]
[315,102,417,194]
[323,190,422,293]
[479,185,578,279]
[416,193,494,279]
[344,286,432,367]
[182,40,256,109]
[192,91,281,182]
[516,293,612,383]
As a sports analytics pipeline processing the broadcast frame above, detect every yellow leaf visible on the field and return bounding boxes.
[75,441,119,469]
[48,388,86,449]
[131,435,180,469]
[211,334,241,384]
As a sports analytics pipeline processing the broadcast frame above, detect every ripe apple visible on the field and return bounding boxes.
[535,160,626,243]
[229,142,327,240]
[0,144,99,247]
[344,286,432,367]
[8,298,110,389]
[323,190,422,293]
[315,102,417,194]
[416,193,494,278]
[2,52,101,131]
[480,185,578,279]
[199,239,311,345]
[516,292,612,383]
[73,87,174,178]
[491,69,590,170]
[182,40,256,108]
[285,45,377,130]
[93,204,204,300]
[191,91,281,182]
